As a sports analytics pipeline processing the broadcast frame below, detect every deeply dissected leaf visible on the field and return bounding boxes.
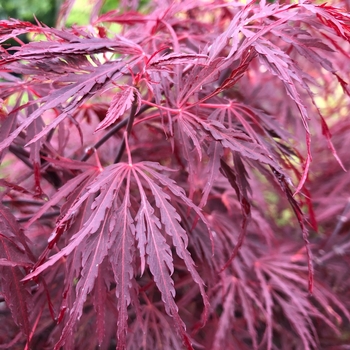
[95,87,140,132]
[1,1,350,349]
[0,58,142,154]
[132,170,189,345]
[0,204,33,342]
[22,161,209,348]
[219,158,251,271]
[177,57,223,107]
[24,160,101,229]
[199,142,223,208]
[54,213,111,349]
[150,53,208,68]
[1,29,143,60]
[271,167,314,293]
[197,117,280,169]
[134,162,210,328]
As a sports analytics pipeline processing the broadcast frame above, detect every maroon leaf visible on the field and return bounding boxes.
[136,162,209,326]
[199,142,223,208]
[23,163,100,229]
[95,86,140,132]
[132,168,194,346]
[219,158,251,271]
[271,168,314,293]
[0,61,135,152]
[1,1,350,349]
[150,53,208,67]
[0,204,33,341]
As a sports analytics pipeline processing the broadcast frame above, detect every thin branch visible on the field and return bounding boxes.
[17,210,60,223]
[9,145,33,169]
[8,145,62,188]
[114,92,139,164]
[80,118,128,162]
[323,197,350,250]
[80,103,153,162]
[2,199,47,206]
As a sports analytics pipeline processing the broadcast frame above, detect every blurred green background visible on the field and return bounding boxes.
[0,0,61,27]
[0,0,325,29]
[0,0,123,28]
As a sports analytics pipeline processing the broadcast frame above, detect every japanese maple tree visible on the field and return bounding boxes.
[1,0,350,349]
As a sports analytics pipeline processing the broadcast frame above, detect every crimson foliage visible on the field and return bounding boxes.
[0,0,350,349]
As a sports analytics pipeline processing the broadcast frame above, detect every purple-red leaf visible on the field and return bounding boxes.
[0,204,32,341]
[95,86,140,132]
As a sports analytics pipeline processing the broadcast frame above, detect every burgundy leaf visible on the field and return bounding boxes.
[54,208,112,349]
[108,173,135,349]
[95,87,140,132]
[135,162,209,326]
[133,169,190,344]
[23,163,100,229]
[150,53,208,67]
[23,163,131,280]
[178,57,223,107]
[0,61,133,152]
[1,1,350,349]
[219,158,251,271]
[0,204,33,341]
[200,142,223,208]
[197,117,280,169]
[93,261,109,346]
[2,33,144,62]
[271,168,314,293]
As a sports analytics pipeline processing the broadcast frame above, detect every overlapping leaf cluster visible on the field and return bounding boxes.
[0,0,350,349]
